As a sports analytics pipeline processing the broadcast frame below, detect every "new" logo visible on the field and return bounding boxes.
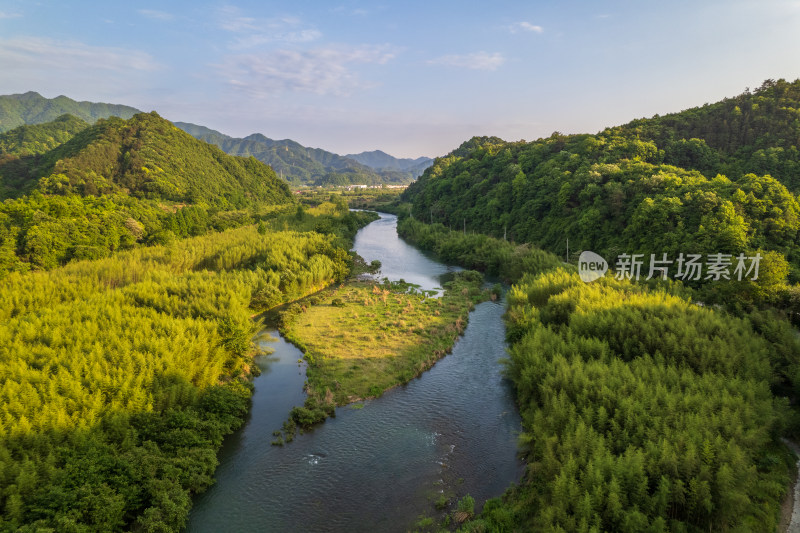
[578,251,607,283]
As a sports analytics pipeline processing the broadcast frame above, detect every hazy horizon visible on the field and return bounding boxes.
[2,0,800,158]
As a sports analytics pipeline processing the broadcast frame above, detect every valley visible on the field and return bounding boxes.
[2,79,800,532]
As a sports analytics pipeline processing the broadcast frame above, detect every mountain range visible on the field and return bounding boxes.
[344,150,432,176]
[174,122,431,186]
[0,91,430,187]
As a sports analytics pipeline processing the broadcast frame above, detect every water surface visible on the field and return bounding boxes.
[186,213,523,532]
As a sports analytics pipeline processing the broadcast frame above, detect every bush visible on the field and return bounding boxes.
[289,406,326,428]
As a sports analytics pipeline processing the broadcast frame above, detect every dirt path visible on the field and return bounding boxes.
[781,438,800,533]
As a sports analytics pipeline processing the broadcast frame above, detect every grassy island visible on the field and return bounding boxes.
[277,271,492,434]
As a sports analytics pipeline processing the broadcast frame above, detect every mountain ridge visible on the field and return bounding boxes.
[174,121,419,186]
[0,91,141,133]
[344,149,432,176]
[0,91,426,187]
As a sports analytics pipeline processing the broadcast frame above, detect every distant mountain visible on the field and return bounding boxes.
[0,91,140,133]
[175,122,417,186]
[345,150,432,177]
[0,114,90,157]
[1,112,292,205]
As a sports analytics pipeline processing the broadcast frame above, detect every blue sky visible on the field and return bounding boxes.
[1,1,800,158]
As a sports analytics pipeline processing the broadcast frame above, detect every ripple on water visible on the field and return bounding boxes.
[186,214,523,533]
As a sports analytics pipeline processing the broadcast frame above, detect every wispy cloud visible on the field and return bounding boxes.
[233,29,322,49]
[427,52,505,71]
[218,45,397,97]
[0,11,22,19]
[0,37,160,72]
[330,6,370,16]
[509,21,543,34]
[138,9,174,21]
[0,37,161,102]
[219,6,321,48]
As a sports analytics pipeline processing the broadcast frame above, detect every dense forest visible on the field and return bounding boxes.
[402,79,800,313]
[397,217,800,532]
[0,112,294,276]
[0,198,376,531]
[495,269,795,531]
[0,114,91,157]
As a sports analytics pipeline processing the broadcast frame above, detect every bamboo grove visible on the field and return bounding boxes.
[0,215,363,531]
[398,217,800,531]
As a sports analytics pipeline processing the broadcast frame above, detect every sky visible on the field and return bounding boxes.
[1,1,800,158]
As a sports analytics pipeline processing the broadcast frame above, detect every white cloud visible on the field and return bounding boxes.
[218,45,397,97]
[509,21,543,34]
[218,6,321,48]
[0,37,161,101]
[138,9,174,21]
[0,11,22,19]
[427,52,505,71]
[0,37,161,72]
[233,29,322,49]
[330,6,370,16]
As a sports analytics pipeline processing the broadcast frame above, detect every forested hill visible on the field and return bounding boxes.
[1,112,292,205]
[621,78,800,190]
[0,114,90,157]
[0,91,140,132]
[402,79,800,308]
[0,112,294,275]
[175,121,418,186]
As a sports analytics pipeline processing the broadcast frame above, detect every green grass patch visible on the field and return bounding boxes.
[279,271,488,431]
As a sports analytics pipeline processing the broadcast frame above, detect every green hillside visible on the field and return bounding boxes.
[0,113,294,275]
[0,114,90,157]
[0,91,140,132]
[403,79,800,310]
[622,78,800,190]
[27,112,288,203]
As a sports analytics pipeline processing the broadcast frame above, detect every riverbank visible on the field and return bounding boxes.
[396,215,798,531]
[0,216,367,531]
[276,272,491,438]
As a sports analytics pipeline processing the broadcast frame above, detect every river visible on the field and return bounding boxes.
[185,212,523,532]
